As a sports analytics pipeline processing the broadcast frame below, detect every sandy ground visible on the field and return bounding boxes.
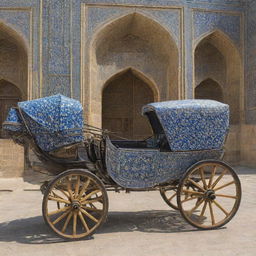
[0,166,255,256]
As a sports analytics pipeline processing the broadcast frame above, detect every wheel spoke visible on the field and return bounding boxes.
[73,211,77,236]
[187,198,205,216]
[82,197,103,204]
[59,189,70,199]
[52,209,72,225]
[78,211,89,232]
[214,181,235,192]
[199,167,208,189]
[212,200,229,216]
[215,194,238,199]
[181,196,199,203]
[211,169,227,189]
[48,195,70,204]
[66,177,74,201]
[75,175,80,198]
[61,211,73,233]
[182,189,204,196]
[80,208,99,223]
[168,191,177,202]
[208,165,216,188]
[77,178,90,199]
[200,200,208,217]
[82,206,103,213]
[80,190,101,202]
[208,201,215,225]
[48,206,70,216]
[188,178,205,192]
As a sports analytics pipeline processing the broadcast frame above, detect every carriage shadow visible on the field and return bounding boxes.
[0,210,214,244]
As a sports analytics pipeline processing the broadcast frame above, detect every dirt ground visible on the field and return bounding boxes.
[0,166,255,256]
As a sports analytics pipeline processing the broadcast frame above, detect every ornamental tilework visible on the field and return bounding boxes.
[3,94,84,152]
[105,138,223,188]
[3,108,23,132]
[142,100,229,151]
[193,11,241,46]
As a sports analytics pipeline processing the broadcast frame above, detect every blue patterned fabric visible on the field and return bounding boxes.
[106,138,223,189]
[3,108,23,132]
[3,94,84,152]
[142,100,229,151]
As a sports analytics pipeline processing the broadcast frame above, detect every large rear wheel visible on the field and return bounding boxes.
[177,161,241,230]
[42,169,108,240]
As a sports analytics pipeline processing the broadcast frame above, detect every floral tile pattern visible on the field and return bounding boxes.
[142,99,229,151]
[106,138,223,188]
[3,94,84,152]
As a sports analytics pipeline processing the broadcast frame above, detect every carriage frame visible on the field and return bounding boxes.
[3,95,242,240]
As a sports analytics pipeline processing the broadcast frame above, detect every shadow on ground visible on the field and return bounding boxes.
[0,210,203,244]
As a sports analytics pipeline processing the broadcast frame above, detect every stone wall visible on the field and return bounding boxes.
[240,0,256,166]
[0,139,24,177]
[0,0,255,177]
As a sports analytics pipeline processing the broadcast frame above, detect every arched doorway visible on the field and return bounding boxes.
[0,79,22,137]
[194,30,241,124]
[195,78,223,102]
[88,12,179,126]
[0,23,28,137]
[102,69,154,140]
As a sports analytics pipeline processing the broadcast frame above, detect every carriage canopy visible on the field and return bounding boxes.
[142,100,229,151]
[3,94,84,151]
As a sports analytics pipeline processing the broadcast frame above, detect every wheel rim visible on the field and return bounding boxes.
[177,161,241,229]
[160,188,179,210]
[43,171,108,239]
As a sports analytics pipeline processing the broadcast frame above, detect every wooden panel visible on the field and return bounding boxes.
[102,70,154,140]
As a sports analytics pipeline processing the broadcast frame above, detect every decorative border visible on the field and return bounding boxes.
[81,3,184,124]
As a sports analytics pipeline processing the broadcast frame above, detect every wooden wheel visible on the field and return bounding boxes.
[42,169,108,239]
[177,160,241,230]
[160,188,179,210]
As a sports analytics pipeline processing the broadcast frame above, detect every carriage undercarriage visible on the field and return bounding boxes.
[3,95,242,240]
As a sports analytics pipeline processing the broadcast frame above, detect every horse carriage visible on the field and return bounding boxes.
[3,94,241,239]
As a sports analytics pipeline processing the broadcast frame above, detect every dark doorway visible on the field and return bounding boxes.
[102,70,154,140]
[195,78,223,102]
[0,80,21,137]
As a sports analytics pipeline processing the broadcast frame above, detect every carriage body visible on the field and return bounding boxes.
[105,100,228,189]
[3,95,241,239]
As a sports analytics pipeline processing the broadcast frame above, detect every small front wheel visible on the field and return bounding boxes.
[160,187,179,210]
[177,160,241,230]
[42,169,108,239]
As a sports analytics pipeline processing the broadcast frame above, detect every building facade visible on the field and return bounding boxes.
[0,0,255,176]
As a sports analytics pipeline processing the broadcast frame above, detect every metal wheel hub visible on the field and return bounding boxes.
[205,189,216,200]
[71,201,80,210]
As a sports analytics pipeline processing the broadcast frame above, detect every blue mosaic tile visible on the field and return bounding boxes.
[142,100,229,151]
[3,94,84,152]
[106,138,223,188]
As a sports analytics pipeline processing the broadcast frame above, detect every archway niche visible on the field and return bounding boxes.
[0,80,22,137]
[0,23,28,137]
[194,30,241,124]
[195,78,223,102]
[89,12,179,127]
[102,69,154,140]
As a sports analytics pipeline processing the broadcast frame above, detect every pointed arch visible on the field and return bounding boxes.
[102,68,155,140]
[0,22,28,100]
[195,78,223,102]
[102,67,160,102]
[193,29,242,124]
[0,22,29,138]
[85,12,180,126]
[0,22,28,52]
